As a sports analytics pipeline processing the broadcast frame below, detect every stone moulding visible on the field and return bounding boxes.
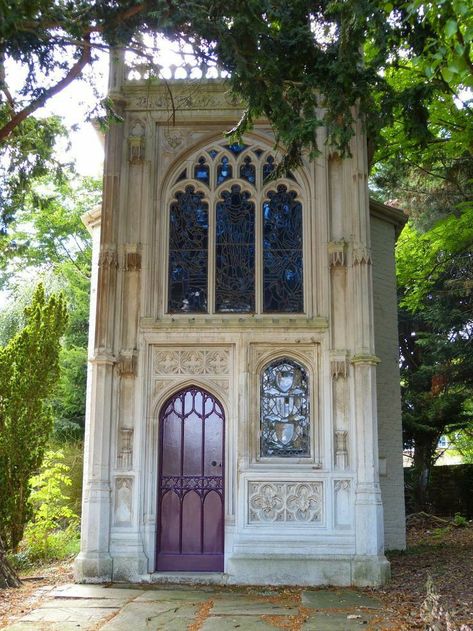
[117,349,137,377]
[351,354,380,366]
[98,248,118,268]
[328,240,347,268]
[352,245,372,266]
[330,350,349,379]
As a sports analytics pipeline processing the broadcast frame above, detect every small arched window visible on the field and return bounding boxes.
[260,358,310,458]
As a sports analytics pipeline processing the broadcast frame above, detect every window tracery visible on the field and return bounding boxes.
[167,141,305,315]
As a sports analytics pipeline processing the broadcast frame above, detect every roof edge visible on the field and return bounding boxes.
[369,198,407,238]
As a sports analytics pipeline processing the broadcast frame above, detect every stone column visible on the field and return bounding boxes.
[348,120,389,585]
[74,50,125,582]
[328,154,350,471]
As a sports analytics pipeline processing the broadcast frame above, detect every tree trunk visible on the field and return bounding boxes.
[0,536,21,588]
[411,437,437,512]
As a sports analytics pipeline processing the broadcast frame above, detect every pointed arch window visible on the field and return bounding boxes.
[167,144,304,315]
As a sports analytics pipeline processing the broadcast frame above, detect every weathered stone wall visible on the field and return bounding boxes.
[371,215,406,550]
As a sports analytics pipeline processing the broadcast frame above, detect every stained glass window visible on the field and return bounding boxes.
[260,358,310,457]
[263,185,303,313]
[167,143,305,315]
[215,185,255,312]
[168,186,208,313]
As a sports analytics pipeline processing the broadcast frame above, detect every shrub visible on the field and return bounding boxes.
[14,450,80,565]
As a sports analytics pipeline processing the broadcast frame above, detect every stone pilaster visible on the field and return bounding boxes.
[74,54,125,581]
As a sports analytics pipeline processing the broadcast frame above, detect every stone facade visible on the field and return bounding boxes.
[74,53,406,586]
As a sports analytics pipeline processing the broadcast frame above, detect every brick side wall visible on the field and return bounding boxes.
[371,216,407,550]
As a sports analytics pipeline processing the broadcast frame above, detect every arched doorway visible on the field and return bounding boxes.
[156,387,225,572]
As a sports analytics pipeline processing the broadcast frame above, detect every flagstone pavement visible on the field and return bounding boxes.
[2,583,395,630]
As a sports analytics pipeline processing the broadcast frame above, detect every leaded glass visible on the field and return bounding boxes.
[215,184,255,312]
[207,149,219,159]
[263,185,303,313]
[260,359,310,457]
[168,186,208,313]
[225,143,247,155]
[194,157,210,185]
[217,156,232,185]
[263,155,275,182]
[240,156,256,184]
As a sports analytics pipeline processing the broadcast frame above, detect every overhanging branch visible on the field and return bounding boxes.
[0,36,92,143]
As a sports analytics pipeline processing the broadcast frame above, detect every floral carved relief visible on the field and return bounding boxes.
[154,348,230,376]
[248,481,322,524]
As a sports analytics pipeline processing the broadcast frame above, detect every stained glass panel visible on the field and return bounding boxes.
[217,156,232,184]
[263,155,275,182]
[263,185,303,313]
[225,143,247,155]
[215,184,255,312]
[194,157,209,185]
[168,186,208,313]
[260,359,310,457]
[240,156,256,184]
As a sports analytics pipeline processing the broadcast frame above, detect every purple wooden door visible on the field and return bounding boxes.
[157,387,225,572]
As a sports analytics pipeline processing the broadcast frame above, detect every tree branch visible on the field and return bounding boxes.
[0,37,91,143]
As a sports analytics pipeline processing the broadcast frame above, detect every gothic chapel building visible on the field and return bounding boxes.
[75,53,406,586]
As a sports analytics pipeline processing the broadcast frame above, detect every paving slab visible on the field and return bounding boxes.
[211,595,298,615]
[50,584,143,600]
[302,589,382,610]
[133,588,214,602]
[98,600,200,631]
[19,605,118,623]
[3,622,95,631]
[303,611,378,630]
[201,615,287,630]
[40,597,126,608]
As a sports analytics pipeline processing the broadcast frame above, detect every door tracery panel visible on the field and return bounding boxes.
[156,387,225,572]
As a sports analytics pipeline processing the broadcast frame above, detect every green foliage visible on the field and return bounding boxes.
[0,113,68,234]
[0,174,99,438]
[17,450,79,564]
[0,284,68,551]
[450,424,473,464]
[452,512,468,527]
[1,1,472,202]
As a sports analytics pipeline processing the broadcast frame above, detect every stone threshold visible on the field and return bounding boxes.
[145,572,229,586]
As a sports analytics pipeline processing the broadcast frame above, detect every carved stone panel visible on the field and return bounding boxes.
[334,480,352,529]
[128,120,145,164]
[114,477,133,526]
[117,428,133,470]
[248,481,322,524]
[153,348,230,376]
